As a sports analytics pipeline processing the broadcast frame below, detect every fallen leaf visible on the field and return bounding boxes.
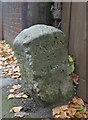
[60,105,68,111]
[15,92,24,98]
[52,106,61,116]
[0,41,21,80]
[75,112,84,118]
[52,105,68,116]
[10,106,23,113]
[14,112,26,118]
[72,97,84,106]
[21,94,28,99]
[60,111,70,118]
[8,92,28,99]
[12,84,21,90]
[13,66,20,72]
[52,96,88,119]
[9,89,16,93]
[8,94,15,99]
[70,73,79,85]
[11,74,21,79]
[67,108,77,117]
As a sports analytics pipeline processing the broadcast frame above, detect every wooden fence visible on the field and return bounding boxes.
[0,1,2,39]
[62,2,87,102]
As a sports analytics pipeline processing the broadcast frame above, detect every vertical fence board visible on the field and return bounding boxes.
[62,2,87,102]
[0,1,2,40]
[69,3,86,101]
[61,2,71,42]
[86,2,88,102]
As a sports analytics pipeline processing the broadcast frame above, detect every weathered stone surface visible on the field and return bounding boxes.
[13,24,73,103]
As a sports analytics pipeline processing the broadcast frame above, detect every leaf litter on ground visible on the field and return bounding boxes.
[52,96,88,118]
[0,40,21,80]
[8,92,28,99]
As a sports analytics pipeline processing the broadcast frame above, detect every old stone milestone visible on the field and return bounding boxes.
[13,24,73,103]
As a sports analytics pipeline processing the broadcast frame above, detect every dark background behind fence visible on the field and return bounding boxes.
[0,2,87,102]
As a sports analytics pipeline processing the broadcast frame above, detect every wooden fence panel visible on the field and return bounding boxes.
[0,1,2,40]
[62,2,87,102]
[61,2,71,42]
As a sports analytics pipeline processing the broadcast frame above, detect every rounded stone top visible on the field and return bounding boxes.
[13,24,64,46]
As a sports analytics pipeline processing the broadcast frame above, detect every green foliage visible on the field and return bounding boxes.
[77,105,85,112]
[68,55,75,73]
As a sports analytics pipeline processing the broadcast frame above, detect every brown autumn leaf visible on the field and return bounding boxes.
[59,111,70,119]
[60,105,68,111]
[52,105,68,117]
[76,98,84,106]
[71,97,84,106]
[0,40,21,80]
[67,108,77,117]
[52,96,88,119]
[10,106,23,113]
[81,112,88,118]
[70,73,79,85]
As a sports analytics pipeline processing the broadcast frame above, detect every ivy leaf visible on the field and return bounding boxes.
[70,64,75,73]
[77,105,84,112]
[68,55,74,63]
[68,55,75,73]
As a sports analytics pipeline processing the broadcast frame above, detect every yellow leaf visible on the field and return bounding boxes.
[8,94,15,99]
[68,55,74,62]
[22,94,28,99]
